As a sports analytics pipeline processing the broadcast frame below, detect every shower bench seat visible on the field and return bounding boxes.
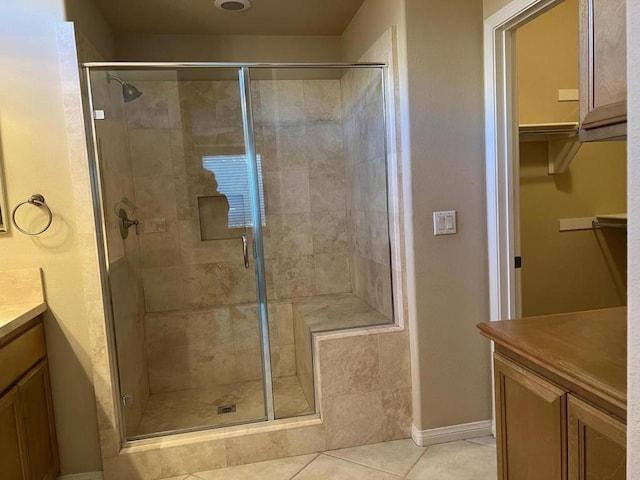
[291,293,392,407]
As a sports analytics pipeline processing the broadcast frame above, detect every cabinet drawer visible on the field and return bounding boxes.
[0,323,46,394]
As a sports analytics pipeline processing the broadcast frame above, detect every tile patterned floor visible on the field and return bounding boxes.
[133,376,312,436]
[158,437,497,480]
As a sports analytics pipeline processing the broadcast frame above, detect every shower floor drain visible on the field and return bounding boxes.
[218,404,237,414]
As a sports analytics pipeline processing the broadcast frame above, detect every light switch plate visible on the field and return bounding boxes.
[433,210,457,235]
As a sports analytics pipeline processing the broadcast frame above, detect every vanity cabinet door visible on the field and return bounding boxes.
[0,387,29,480]
[494,353,567,480]
[17,360,59,480]
[568,395,625,480]
[579,0,626,140]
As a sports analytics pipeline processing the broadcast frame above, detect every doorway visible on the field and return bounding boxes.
[485,0,627,323]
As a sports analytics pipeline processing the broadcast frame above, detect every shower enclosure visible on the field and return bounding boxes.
[84,63,394,441]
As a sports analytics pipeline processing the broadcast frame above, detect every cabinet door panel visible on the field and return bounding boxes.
[0,388,29,480]
[568,395,625,480]
[18,361,59,480]
[579,0,626,131]
[494,354,567,480]
[591,0,626,108]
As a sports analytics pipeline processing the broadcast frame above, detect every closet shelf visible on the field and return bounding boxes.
[519,122,581,175]
[593,213,627,229]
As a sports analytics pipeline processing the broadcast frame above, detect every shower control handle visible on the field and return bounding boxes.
[241,234,250,268]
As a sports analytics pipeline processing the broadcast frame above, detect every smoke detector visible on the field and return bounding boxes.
[214,0,251,11]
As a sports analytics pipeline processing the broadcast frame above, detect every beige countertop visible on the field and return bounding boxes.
[0,302,47,341]
[478,307,626,420]
[0,267,46,342]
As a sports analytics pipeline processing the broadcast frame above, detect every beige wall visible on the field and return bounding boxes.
[627,0,640,475]
[484,0,511,18]
[115,34,342,63]
[519,141,627,315]
[341,0,405,62]
[0,2,102,475]
[404,0,492,430]
[517,0,579,124]
[64,0,115,59]
[517,0,627,316]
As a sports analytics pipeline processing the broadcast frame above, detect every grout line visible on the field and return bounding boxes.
[305,453,404,478]
[465,437,497,448]
[289,453,322,480]
[403,445,431,479]
[323,450,407,477]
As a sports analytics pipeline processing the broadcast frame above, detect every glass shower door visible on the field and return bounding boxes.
[86,66,273,439]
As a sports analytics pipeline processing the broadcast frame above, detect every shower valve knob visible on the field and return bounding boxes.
[118,208,140,239]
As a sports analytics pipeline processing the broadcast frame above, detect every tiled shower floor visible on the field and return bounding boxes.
[132,376,313,437]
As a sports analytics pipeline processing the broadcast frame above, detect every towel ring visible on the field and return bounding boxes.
[12,194,53,236]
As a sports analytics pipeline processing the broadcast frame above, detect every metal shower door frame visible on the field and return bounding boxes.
[238,66,275,421]
[81,61,389,445]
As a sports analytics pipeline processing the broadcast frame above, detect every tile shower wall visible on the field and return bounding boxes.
[125,78,350,314]
[91,74,150,432]
[342,70,393,319]
[257,79,351,299]
[145,302,295,393]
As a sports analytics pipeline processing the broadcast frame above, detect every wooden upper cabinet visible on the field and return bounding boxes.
[568,395,626,480]
[494,354,567,480]
[579,0,627,140]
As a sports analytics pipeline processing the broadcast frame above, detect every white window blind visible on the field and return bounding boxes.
[201,154,265,228]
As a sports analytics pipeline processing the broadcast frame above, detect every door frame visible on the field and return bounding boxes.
[484,0,565,324]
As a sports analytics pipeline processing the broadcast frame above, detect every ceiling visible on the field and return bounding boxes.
[91,0,365,36]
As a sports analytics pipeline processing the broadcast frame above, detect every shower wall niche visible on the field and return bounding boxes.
[87,65,394,440]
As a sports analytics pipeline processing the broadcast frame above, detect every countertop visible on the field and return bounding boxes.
[478,307,626,419]
[0,302,47,342]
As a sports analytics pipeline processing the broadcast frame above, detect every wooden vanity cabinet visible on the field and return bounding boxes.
[0,318,59,480]
[0,388,29,479]
[579,0,627,141]
[568,395,626,480]
[479,308,627,480]
[494,354,567,480]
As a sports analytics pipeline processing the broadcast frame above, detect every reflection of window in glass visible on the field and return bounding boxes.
[201,154,265,229]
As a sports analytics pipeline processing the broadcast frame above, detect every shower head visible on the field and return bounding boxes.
[107,73,143,103]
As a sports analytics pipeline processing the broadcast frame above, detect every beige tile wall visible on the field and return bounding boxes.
[342,69,394,319]
[293,294,393,411]
[145,301,295,393]
[124,77,351,313]
[89,69,150,433]
[102,324,411,479]
[258,79,351,300]
[109,258,150,432]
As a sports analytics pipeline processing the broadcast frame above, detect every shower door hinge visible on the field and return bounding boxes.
[122,395,134,406]
[514,256,522,269]
[93,110,105,120]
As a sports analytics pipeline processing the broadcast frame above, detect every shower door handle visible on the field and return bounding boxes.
[241,234,250,268]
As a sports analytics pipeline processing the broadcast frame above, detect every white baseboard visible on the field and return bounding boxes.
[411,420,493,447]
[57,473,103,480]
